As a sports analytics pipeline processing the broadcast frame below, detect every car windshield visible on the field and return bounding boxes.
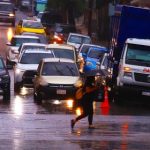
[19,45,45,53]
[80,45,102,54]
[11,37,40,47]
[0,59,4,69]
[88,49,104,59]
[20,52,53,64]
[47,48,75,60]
[22,33,48,44]
[68,35,91,44]
[42,62,79,76]
[125,44,150,67]
[80,45,92,54]
[23,21,43,29]
[0,3,13,11]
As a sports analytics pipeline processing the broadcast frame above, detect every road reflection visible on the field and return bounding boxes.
[7,27,14,42]
[12,95,23,118]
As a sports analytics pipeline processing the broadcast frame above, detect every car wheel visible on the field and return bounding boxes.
[14,82,21,93]
[3,87,10,102]
[34,91,42,104]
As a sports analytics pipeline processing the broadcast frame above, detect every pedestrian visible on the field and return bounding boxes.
[71,76,98,129]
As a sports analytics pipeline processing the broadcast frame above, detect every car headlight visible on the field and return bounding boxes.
[9,13,14,17]
[74,79,83,88]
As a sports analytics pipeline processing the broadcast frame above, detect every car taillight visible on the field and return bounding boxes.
[54,35,62,41]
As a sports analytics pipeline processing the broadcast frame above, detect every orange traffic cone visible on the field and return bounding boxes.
[100,86,110,108]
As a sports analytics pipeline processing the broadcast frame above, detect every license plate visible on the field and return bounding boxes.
[56,89,66,95]
[142,91,150,96]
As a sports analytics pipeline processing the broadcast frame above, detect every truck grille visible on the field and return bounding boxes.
[134,73,150,83]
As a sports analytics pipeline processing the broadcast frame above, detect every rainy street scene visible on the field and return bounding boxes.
[0,0,150,149]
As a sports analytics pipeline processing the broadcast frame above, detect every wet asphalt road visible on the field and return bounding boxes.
[0,10,150,150]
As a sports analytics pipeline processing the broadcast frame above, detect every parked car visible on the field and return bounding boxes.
[14,49,54,92]
[45,44,77,62]
[0,1,16,26]
[67,33,92,50]
[6,35,41,67]
[33,58,83,103]
[15,19,46,35]
[83,47,108,72]
[0,56,10,101]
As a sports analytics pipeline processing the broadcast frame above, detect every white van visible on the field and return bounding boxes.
[116,38,150,101]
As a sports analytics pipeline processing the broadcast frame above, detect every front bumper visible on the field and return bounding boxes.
[117,84,150,98]
[37,85,77,100]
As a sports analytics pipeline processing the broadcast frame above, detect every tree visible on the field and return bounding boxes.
[46,0,86,25]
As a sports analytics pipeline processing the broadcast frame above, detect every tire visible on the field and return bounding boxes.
[34,91,42,104]
[3,87,10,102]
[14,82,21,93]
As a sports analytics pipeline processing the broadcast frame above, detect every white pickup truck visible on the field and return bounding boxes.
[115,38,150,102]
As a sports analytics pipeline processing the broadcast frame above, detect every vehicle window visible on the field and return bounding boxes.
[42,62,79,76]
[20,52,54,64]
[88,50,104,59]
[0,3,13,11]
[0,59,4,69]
[23,21,43,29]
[126,44,150,67]
[11,38,40,47]
[19,45,45,53]
[102,55,109,67]
[68,35,91,44]
[47,48,75,60]
[80,45,90,54]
